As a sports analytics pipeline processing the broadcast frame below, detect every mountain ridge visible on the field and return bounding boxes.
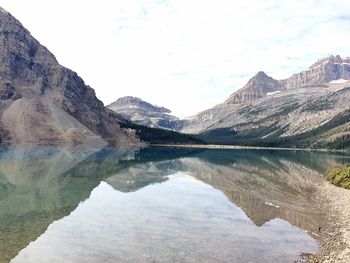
[108,96,180,130]
[2,6,350,149]
[225,55,350,105]
[225,71,282,104]
[106,55,350,149]
[0,7,140,146]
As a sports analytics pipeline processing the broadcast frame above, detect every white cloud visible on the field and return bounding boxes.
[1,0,350,117]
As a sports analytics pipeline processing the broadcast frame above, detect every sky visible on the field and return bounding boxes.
[1,0,350,117]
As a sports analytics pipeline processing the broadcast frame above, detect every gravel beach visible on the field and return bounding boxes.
[308,182,350,263]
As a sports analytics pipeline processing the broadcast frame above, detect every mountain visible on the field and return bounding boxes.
[179,55,350,149]
[225,55,350,105]
[107,96,204,144]
[105,55,350,149]
[108,96,180,130]
[225,71,283,104]
[282,55,350,90]
[0,7,140,146]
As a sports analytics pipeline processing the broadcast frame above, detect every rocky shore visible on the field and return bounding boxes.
[307,182,350,262]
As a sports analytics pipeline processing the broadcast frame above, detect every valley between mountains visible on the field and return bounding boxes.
[1,4,350,263]
[109,56,350,150]
[1,6,350,150]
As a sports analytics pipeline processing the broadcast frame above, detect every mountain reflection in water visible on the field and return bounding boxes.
[0,146,348,263]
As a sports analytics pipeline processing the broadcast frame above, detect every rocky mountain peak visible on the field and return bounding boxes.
[109,96,171,114]
[225,71,282,104]
[282,55,350,89]
[0,7,59,81]
[224,55,350,105]
[309,55,349,69]
[328,54,344,63]
[0,6,8,13]
[113,96,143,105]
[0,8,140,145]
[108,97,180,130]
[255,71,268,78]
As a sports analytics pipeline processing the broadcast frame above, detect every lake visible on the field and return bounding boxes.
[0,145,348,263]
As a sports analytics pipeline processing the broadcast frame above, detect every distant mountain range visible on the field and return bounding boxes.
[108,96,180,130]
[108,55,350,149]
[1,6,350,149]
[0,7,141,146]
[226,55,350,104]
[0,7,200,146]
[182,55,350,149]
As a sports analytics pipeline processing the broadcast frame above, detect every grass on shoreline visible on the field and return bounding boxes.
[324,165,350,189]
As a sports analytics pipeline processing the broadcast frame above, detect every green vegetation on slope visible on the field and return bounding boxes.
[324,165,350,189]
[196,109,350,150]
[119,121,206,145]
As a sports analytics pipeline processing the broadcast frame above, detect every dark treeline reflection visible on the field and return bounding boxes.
[0,145,348,262]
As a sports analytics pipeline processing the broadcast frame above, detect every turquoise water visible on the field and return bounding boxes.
[0,146,348,263]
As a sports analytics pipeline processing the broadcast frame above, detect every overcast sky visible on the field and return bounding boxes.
[2,0,350,117]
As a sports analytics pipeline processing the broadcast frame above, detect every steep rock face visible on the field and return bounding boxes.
[195,82,350,148]
[108,96,180,130]
[110,96,171,114]
[0,8,140,145]
[224,55,350,106]
[225,71,283,104]
[282,55,350,89]
[179,56,350,149]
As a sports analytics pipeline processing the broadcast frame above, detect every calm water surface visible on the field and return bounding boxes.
[0,146,348,263]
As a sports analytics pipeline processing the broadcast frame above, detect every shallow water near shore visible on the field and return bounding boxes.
[0,145,349,263]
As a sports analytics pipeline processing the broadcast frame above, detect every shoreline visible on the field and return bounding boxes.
[308,182,350,262]
[152,144,350,154]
